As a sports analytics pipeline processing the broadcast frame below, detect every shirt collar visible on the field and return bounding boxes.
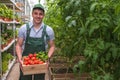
[29,21,45,29]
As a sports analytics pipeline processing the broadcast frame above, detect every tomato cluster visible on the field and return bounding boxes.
[23,53,44,65]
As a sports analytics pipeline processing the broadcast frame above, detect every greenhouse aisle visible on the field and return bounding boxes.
[6,60,49,80]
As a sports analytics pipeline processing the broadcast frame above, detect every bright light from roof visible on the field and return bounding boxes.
[29,0,44,5]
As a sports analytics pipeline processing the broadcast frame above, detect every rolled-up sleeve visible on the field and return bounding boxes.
[18,24,26,40]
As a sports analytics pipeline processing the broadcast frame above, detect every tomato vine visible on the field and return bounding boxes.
[44,0,120,79]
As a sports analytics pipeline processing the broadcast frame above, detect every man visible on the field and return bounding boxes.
[16,3,55,80]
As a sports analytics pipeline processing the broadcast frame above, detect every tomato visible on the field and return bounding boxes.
[33,53,37,57]
[31,61,34,65]
[28,54,33,58]
[39,61,44,64]
[28,60,34,65]
[24,57,30,61]
[34,60,39,64]
[23,61,29,65]
[31,57,36,61]
[27,60,31,64]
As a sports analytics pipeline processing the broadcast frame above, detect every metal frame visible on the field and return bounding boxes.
[0,2,16,80]
[0,21,2,80]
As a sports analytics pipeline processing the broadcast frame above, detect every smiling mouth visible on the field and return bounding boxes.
[36,19,41,21]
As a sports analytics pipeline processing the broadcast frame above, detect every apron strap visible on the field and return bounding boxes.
[26,23,31,43]
[26,23,30,35]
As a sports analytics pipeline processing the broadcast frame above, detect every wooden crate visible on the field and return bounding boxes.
[49,67,91,80]
[53,78,71,80]
[22,63,47,75]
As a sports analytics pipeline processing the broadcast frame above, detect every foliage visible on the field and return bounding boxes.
[0,3,8,17]
[2,52,13,73]
[36,52,49,61]
[45,0,120,79]
[0,3,21,21]
[0,3,13,19]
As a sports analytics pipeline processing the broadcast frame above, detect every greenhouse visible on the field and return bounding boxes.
[0,0,120,80]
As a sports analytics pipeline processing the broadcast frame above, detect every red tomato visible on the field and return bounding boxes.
[24,57,30,61]
[23,61,29,65]
[30,61,34,65]
[33,53,37,57]
[28,60,34,65]
[39,61,44,64]
[28,54,33,58]
[34,60,39,64]
[27,60,32,64]
[31,57,36,61]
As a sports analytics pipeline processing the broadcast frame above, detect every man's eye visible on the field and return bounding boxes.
[34,13,38,15]
[39,13,43,15]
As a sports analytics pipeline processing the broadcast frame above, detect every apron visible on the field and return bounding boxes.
[19,23,48,80]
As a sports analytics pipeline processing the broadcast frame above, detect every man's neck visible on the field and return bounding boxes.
[33,23,42,29]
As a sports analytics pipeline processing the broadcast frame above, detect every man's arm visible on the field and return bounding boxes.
[16,38,24,64]
[48,40,55,58]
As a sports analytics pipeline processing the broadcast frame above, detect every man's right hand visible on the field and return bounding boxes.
[18,58,23,70]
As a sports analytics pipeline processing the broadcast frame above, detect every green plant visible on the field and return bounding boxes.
[45,0,120,80]
[36,52,49,61]
[2,52,13,73]
[0,3,14,20]
[0,3,7,17]
[2,61,8,73]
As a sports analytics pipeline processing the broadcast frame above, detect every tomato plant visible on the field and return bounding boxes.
[45,0,120,80]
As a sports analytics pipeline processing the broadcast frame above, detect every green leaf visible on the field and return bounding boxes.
[92,53,98,64]
[89,23,100,36]
[105,53,111,61]
[100,57,105,66]
[65,16,72,22]
[90,2,98,12]
[97,40,104,50]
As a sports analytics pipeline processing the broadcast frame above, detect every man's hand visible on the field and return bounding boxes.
[18,58,23,70]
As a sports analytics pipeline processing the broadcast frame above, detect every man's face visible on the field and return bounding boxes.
[32,9,44,24]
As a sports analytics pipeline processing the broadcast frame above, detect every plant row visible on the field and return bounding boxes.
[1,24,18,49]
[0,3,20,22]
[2,52,14,74]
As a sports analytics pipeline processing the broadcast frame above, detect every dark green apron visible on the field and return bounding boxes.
[20,23,49,80]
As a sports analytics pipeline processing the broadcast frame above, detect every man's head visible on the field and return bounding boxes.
[32,4,45,24]
[32,3,45,13]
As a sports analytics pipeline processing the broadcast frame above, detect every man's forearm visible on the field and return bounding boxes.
[48,46,55,58]
[16,45,22,61]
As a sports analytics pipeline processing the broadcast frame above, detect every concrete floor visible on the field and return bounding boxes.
[6,61,49,80]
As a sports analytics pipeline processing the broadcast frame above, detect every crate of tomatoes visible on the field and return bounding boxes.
[22,52,49,75]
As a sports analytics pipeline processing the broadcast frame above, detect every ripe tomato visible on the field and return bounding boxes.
[34,60,39,64]
[31,57,36,61]
[33,53,37,57]
[30,61,34,65]
[23,61,29,65]
[28,60,34,65]
[24,57,30,61]
[28,54,33,58]
[39,61,44,64]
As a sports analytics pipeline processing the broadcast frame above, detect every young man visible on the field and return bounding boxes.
[16,3,55,80]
